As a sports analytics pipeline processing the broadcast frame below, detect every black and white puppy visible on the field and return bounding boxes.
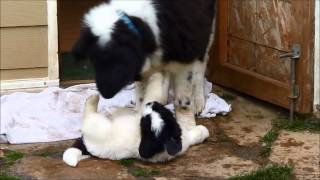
[63,73,209,166]
[72,0,216,114]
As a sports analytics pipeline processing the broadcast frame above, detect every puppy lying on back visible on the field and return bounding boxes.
[63,73,209,166]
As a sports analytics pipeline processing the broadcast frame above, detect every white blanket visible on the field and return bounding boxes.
[0,81,231,144]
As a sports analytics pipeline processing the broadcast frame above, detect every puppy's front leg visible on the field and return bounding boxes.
[192,60,207,115]
[142,72,169,106]
[135,81,145,110]
[171,63,194,112]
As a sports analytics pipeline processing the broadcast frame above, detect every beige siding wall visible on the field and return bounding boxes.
[0,0,48,81]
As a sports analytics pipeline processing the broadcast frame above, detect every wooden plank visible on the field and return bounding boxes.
[229,0,257,42]
[211,1,291,104]
[208,0,314,113]
[255,46,290,84]
[0,68,48,80]
[212,63,291,108]
[0,78,59,91]
[48,0,59,81]
[315,0,320,109]
[0,26,48,69]
[227,37,256,72]
[58,0,103,52]
[256,0,292,51]
[0,0,47,27]
[293,0,314,113]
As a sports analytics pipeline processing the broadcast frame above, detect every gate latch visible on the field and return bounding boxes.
[280,44,301,60]
[279,43,301,121]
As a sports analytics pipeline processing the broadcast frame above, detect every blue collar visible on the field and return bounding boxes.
[116,10,142,39]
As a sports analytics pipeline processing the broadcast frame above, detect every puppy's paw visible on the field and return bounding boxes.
[175,95,192,111]
[194,94,206,116]
[63,148,89,167]
[197,125,210,140]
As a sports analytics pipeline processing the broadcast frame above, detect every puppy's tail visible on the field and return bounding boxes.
[84,95,99,119]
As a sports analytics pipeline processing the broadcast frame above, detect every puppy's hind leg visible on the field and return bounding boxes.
[187,125,209,146]
[63,138,91,167]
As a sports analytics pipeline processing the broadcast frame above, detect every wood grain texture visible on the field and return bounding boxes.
[292,0,314,112]
[0,26,48,69]
[229,0,257,42]
[255,46,290,84]
[208,0,314,113]
[227,37,256,72]
[0,68,48,80]
[0,0,47,27]
[256,0,292,51]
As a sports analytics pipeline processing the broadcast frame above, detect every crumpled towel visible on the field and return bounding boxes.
[0,80,231,144]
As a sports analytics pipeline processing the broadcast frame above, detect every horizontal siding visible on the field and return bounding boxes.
[0,0,47,27]
[0,68,48,80]
[0,26,48,69]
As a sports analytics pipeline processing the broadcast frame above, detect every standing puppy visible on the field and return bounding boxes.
[72,0,216,115]
[63,73,209,166]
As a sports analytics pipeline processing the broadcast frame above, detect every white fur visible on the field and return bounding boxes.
[84,0,160,46]
[84,3,119,46]
[150,111,164,137]
[63,72,209,166]
[143,104,164,137]
[63,148,90,167]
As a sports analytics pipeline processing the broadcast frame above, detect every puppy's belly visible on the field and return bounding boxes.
[82,113,141,160]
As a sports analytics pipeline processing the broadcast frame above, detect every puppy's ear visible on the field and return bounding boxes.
[152,102,182,156]
[165,137,182,156]
[164,124,182,156]
[139,115,163,159]
[139,138,161,159]
[71,27,97,61]
[163,110,182,156]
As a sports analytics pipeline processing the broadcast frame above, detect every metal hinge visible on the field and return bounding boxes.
[279,43,301,121]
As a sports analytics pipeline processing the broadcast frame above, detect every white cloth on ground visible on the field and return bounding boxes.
[0,80,231,144]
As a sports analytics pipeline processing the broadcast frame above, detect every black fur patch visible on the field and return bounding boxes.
[139,102,182,159]
[154,0,216,62]
[72,138,92,156]
[139,114,164,158]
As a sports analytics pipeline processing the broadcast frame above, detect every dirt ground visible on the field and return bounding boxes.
[1,88,319,180]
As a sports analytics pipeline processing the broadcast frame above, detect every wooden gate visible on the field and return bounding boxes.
[208,0,315,113]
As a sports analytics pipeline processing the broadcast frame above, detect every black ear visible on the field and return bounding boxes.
[155,103,182,156]
[139,138,162,159]
[71,27,97,61]
[165,137,182,156]
[139,115,163,159]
